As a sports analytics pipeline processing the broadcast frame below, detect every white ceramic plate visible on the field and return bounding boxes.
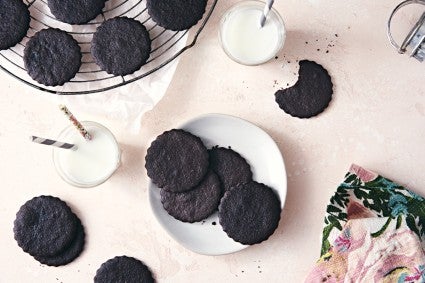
[148,113,287,255]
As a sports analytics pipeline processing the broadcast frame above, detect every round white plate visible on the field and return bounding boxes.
[148,113,287,255]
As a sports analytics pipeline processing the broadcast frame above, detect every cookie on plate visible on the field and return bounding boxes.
[94,256,155,283]
[0,0,30,50]
[208,147,252,192]
[47,0,105,24]
[13,196,78,257]
[145,129,209,193]
[160,171,222,223]
[23,28,82,86]
[146,0,208,31]
[275,60,333,118]
[91,17,151,76]
[218,181,281,245]
[33,216,85,266]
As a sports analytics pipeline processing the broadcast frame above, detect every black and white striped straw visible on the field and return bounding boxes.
[260,0,275,28]
[30,136,78,150]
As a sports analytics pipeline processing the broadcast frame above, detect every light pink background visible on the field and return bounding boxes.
[0,0,424,282]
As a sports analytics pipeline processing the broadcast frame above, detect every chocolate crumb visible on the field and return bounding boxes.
[212,221,216,225]
[326,50,329,53]
[335,33,338,37]
[287,60,291,63]
[305,41,308,44]
[316,39,318,42]
[317,49,320,51]
[286,83,289,86]
[274,56,278,59]
[242,270,244,273]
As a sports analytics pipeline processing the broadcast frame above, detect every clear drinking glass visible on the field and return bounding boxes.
[219,0,286,65]
[53,121,121,188]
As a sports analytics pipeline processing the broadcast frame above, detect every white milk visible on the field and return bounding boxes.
[220,1,285,65]
[53,121,120,188]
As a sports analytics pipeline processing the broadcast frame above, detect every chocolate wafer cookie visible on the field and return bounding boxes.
[160,171,221,223]
[47,0,105,24]
[23,28,81,86]
[219,181,281,245]
[91,17,151,76]
[275,60,333,118]
[94,256,155,283]
[145,129,209,193]
[13,196,78,257]
[208,147,252,192]
[146,0,208,31]
[0,0,30,50]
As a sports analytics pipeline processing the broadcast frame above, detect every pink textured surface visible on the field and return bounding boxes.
[0,0,424,282]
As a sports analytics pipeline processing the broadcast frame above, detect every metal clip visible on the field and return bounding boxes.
[388,0,425,61]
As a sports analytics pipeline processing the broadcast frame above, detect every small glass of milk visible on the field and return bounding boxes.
[53,121,121,188]
[219,0,286,65]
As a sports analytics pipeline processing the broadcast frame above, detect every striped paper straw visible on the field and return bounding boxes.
[30,136,77,150]
[260,0,275,28]
[59,105,92,141]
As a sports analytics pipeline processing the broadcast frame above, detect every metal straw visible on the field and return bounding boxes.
[30,136,77,150]
[59,105,92,141]
[260,0,275,28]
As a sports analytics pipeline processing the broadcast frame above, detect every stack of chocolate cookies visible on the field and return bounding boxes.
[13,196,85,266]
[145,129,282,245]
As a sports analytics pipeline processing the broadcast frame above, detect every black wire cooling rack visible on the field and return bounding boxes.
[0,0,218,95]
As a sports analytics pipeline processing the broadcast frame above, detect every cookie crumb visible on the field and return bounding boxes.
[334,33,338,37]
[305,41,308,44]
[317,49,320,51]
[326,50,329,53]
[212,222,216,225]
[274,56,278,59]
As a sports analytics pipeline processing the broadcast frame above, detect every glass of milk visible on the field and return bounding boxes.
[219,0,286,65]
[53,121,121,188]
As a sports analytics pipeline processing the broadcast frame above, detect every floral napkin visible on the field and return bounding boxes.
[305,164,425,282]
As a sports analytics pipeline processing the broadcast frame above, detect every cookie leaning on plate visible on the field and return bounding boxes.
[91,17,151,76]
[160,171,222,223]
[209,147,252,192]
[146,0,208,31]
[23,28,82,86]
[145,129,209,193]
[218,181,281,245]
[94,256,155,283]
[0,0,30,50]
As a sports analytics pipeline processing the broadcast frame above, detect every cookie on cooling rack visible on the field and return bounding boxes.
[94,256,155,283]
[47,0,106,25]
[23,28,82,86]
[146,0,208,31]
[0,0,30,50]
[160,171,222,223]
[275,60,333,118]
[91,17,151,76]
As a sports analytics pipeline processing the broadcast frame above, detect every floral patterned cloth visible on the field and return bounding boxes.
[305,164,425,282]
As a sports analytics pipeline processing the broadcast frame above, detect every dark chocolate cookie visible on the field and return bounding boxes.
[146,0,208,31]
[47,0,105,25]
[218,181,281,245]
[94,256,155,283]
[208,147,252,192]
[275,60,333,118]
[160,171,221,223]
[91,17,151,76]
[0,0,30,50]
[145,129,209,193]
[23,28,82,86]
[33,216,85,266]
[13,196,77,257]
